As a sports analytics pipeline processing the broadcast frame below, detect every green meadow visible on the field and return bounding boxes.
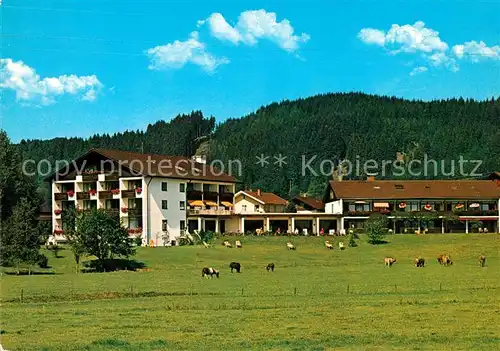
[1,234,500,350]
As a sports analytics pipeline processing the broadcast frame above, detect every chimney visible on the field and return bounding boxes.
[367,176,375,182]
[257,189,261,196]
[192,155,207,164]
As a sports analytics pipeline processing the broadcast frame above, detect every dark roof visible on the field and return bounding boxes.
[49,148,238,183]
[238,190,288,205]
[328,180,500,200]
[293,196,324,210]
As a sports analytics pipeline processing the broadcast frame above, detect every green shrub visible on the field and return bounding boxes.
[37,254,49,268]
[348,234,358,247]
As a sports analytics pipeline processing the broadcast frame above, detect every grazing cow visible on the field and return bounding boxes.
[236,240,242,248]
[223,241,232,248]
[266,263,275,272]
[384,257,396,267]
[479,255,486,267]
[438,254,453,266]
[229,262,241,273]
[201,267,219,278]
[286,242,296,250]
[415,257,425,267]
[338,242,345,250]
[325,241,333,249]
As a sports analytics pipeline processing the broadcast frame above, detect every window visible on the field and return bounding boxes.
[161,182,168,191]
[128,217,142,229]
[254,205,260,212]
[162,220,168,232]
[242,204,247,212]
[128,198,142,209]
[408,201,419,212]
[179,201,185,210]
[105,199,119,209]
[180,220,186,231]
[162,200,168,210]
[83,182,97,192]
[481,203,489,211]
[179,183,185,193]
[83,200,97,210]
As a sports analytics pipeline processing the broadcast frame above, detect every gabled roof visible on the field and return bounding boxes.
[293,196,324,210]
[48,148,238,183]
[235,190,288,205]
[328,180,500,200]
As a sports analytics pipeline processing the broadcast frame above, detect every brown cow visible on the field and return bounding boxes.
[479,255,486,267]
[384,257,396,267]
[438,254,453,266]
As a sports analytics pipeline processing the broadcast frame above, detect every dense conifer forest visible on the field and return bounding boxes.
[12,93,500,199]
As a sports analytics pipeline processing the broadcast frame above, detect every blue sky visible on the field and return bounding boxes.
[1,0,499,142]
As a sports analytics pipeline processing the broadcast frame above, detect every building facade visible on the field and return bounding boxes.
[324,178,500,233]
[49,149,237,246]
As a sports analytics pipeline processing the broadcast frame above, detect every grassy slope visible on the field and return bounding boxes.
[1,234,500,350]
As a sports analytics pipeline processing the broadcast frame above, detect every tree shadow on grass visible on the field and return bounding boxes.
[368,240,390,245]
[82,258,146,273]
[3,270,59,276]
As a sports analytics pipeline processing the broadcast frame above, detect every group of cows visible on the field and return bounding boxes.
[201,262,275,278]
[383,254,487,267]
[201,240,488,278]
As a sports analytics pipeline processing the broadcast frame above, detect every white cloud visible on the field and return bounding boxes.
[203,10,310,52]
[358,28,386,46]
[146,31,229,72]
[409,66,428,76]
[452,40,500,62]
[427,52,459,72]
[359,21,448,53]
[0,58,102,105]
[206,13,242,44]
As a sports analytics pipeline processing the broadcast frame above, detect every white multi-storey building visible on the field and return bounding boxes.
[49,148,237,246]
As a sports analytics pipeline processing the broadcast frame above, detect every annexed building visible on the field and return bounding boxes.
[324,178,500,233]
[292,196,325,213]
[233,189,338,234]
[48,149,237,246]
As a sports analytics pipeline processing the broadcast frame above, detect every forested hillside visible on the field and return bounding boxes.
[14,93,500,199]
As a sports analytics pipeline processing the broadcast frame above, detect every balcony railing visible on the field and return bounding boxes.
[121,190,137,198]
[77,192,90,200]
[55,193,68,201]
[188,209,233,216]
[128,208,143,216]
[104,209,120,216]
[99,191,113,199]
[81,174,99,181]
[219,192,234,202]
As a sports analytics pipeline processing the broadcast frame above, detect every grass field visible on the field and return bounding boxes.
[1,234,500,350]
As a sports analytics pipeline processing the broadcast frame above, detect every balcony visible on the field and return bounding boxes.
[203,191,218,201]
[81,173,99,182]
[219,192,234,202]
[121,190,137,198]
[187,190,203,200]
[188,208,234,216]
[55,193,68,201]
[77,192,90,200]
[99,191,114,199]
[128,208,143,216]
[104,209,120,216]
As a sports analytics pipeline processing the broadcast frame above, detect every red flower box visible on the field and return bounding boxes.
[399,202,407,209]
[67,190,75,197]
[111,189,121,195]
[424,204,433,211]
[54,209,62,215]
[455,203,464,210]
[121,207,128,213]
[135,187,142,194]
[88,189,97,196]
[54,229,64,235]
[128,227,142,234]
